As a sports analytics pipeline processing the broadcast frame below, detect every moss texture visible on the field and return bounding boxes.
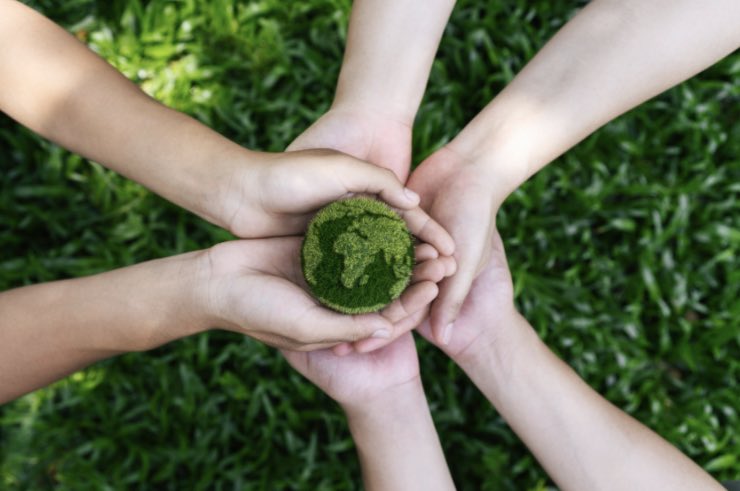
[301,197,415,314]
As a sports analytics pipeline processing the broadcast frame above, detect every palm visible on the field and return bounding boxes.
[288,108,412,182]
[408,148,499,338]
[417,230,516,360]
[282,332,419,406]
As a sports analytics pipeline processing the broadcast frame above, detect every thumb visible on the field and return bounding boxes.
[331,157,420,210]
[298,308,394,351]
[429,243,486,345]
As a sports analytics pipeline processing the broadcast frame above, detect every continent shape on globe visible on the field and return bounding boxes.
[301,197,415,314]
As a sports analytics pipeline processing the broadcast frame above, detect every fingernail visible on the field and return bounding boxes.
[372,329,390,339]
[404,187,420,203]
[442,323,453,345]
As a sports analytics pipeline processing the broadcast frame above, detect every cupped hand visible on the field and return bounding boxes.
[416,228,519,364]
[195,237,449,351]
[218,148,455,262]
[407,146,505,345]
[287,107,413,182]
[282,330,420,408]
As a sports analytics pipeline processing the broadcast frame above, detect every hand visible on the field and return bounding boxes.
[416,227,522,364]
[284,331,457,491]
[287,107,413,182]
[407,145,510,345]
[217,149,454,256]
[283,331,420,408]
[195,237,449,351]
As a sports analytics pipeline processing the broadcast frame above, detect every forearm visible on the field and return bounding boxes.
[0,251,207,403]
[458,312,722,491]
[333,0,456,124]
[449,0,740,196]
[344,379,455,491]
[0,0,252,229]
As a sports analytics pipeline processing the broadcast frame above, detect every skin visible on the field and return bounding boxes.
[415,229,724,490]
[288,0,457,353]
[283,331,455,491]
[0,237,450,404]
[288,0,456,182]
[409,0,740,343]
[0,0,456,249]
[0,1,458,401]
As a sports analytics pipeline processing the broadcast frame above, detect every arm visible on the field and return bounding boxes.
[0,251,204,403]
[0,1,452,244]
[449,0,740,195]
[460,312,723,491]
[0,236,450,404]
[410,0,740,340]
[283,333,455,491]
[346,378,454,491]
[0,0,240,229]
[288,0,456,181]
[418,233,723,490]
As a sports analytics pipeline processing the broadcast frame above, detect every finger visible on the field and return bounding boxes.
[430,257,479,346]
[353,281,437,353]
[397,206,455,257]
[439,255,458,277]
[415,243,438,262]
[412,259,446,284]
[249,330,340,352]
[355,306,429,354]
[415,317,434,344]
[382,281,439,324]
[302,306,395,345]
[332,343,353,357]
[332,157,420,210]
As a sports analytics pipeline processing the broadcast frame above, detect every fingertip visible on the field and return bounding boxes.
[354,313,393,341]
[403,187,420,205]
[415,243,439,262]
[332,343,354,357]
[440,235,456,257]
[441,256,458,277]
[441,322,454,345]
[430,301,459,346]
[354,337,389,353]
[412,259,446,284]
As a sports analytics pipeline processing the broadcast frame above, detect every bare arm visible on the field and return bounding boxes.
[417,233,723,490]
[449,0,740,193]
[0,0,249,229]
[288,0,456,181]
[333,0,456,124]
[0,251,204,403]
[459,312,723,491]
[284,333,455,491]
[409,0,740,340]
[346,380,454,491]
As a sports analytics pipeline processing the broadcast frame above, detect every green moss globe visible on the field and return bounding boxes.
[301,197,415,314]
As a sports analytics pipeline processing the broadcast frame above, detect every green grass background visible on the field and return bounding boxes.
[1,0,738,489]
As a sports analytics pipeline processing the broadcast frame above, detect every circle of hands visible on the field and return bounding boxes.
[201,106,517,407]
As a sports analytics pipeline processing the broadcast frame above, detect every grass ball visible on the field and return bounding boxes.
[301,197,415,314]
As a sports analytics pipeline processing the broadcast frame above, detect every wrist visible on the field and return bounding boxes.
[328,99,416,130]
[131,250,213,350]
[341,376,426,425]
[446,96,544,201]
[203,148,264,237]
[455,310,542,389]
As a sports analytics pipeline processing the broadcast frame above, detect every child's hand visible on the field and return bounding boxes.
[194,237,449,351]
[282,331,420,407]
[406,146,511,346]
[217,149,455,256]
[286,107,412,181]
[415,228,520,364]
